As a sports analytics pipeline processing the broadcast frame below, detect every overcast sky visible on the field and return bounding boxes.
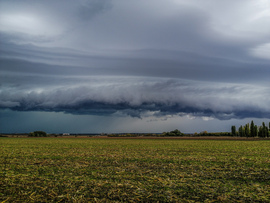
[1,0,270,133]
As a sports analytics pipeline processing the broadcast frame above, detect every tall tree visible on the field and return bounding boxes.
[262,122,266,137]
[231,125,236,136]
[254,125,258,137]
[238,125,244,137]
[258,126,263,137]
[267,123,270,138]
[260,122,269,138]
[250,120,255,137]
[244,123,250,138]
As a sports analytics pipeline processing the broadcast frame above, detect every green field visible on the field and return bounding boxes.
[1,138,270,202]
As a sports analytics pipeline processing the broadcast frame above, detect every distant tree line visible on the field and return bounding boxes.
[162,129,184,136]
[107,133,139,137]
[108,129,185,137]
[27,121,270,138]
[193,131,231,137]
[28,131,48,137]
[107,130,185,137]
[231,121,270,138]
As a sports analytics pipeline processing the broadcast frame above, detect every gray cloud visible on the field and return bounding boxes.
[1,77,269,120]
[0,0,112,44]
[1,45,270,85]
[77,0,112,21]
[1,0,270,132]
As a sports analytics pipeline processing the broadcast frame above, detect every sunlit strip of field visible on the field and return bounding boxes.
[1,138,270,202]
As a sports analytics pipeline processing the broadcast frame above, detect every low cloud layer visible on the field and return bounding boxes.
[1,76,269,120]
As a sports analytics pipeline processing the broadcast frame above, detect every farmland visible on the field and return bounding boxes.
[1,138,270,202]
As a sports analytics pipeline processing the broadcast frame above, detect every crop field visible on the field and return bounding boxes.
[1,138,270,202]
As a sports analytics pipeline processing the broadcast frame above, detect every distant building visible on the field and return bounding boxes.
[62,133,70,136]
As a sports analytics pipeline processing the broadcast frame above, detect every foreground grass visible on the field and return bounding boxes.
[1,138,270,202]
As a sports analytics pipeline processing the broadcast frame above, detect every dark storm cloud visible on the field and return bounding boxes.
[1,0,270,123]
[1,77,270,119]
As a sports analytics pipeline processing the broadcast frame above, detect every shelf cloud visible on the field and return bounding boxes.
[1,76,270,120]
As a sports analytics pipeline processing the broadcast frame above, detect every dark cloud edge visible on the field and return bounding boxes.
[2,100,270,120]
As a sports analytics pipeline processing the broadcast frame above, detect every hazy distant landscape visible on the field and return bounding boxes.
[2,120,269,139]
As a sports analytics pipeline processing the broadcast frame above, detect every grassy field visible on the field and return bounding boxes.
[1,138,270,202]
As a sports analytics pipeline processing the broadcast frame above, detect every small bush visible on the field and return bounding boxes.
[28,131,48,137]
